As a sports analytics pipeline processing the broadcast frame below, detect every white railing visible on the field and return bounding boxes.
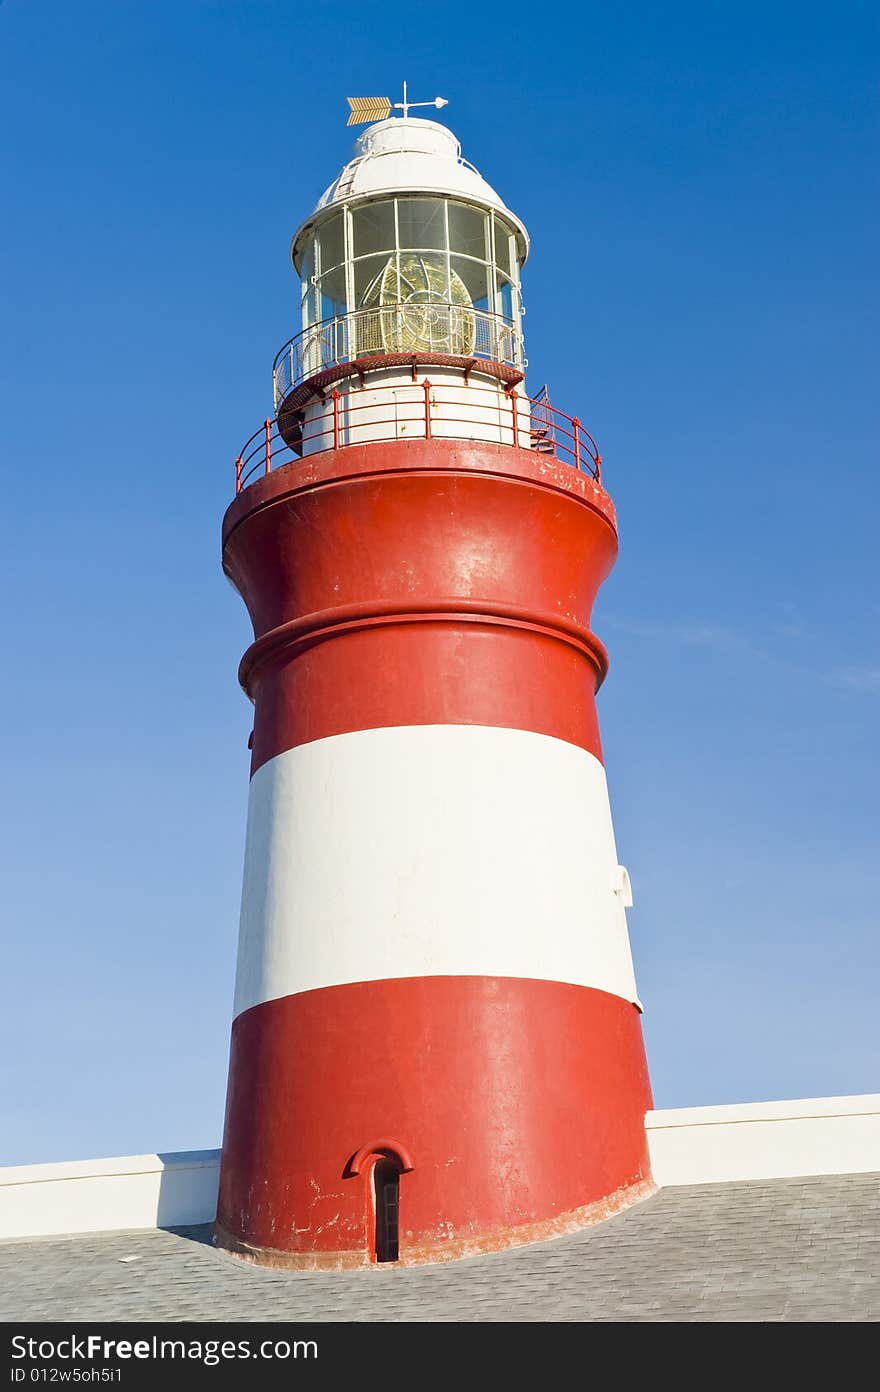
[273,304,524,406]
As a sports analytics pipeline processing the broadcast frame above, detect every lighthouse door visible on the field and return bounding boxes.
[373,1161,400,1262]
[392,385,421,439]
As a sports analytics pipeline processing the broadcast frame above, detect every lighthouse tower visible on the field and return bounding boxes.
[216,110,654,1269]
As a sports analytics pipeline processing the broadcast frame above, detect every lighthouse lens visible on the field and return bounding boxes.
[361,252,476,356]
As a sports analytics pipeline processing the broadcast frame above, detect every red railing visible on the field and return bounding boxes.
[234,380,601,495]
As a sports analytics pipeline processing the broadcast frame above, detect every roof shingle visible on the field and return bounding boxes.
[2,1174,877,1323]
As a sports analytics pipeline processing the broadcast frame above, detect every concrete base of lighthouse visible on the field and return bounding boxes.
[215,1174,656,1271]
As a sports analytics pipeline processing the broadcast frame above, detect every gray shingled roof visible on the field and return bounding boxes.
[2,1174,878,1322]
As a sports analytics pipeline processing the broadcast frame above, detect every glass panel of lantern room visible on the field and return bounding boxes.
[352,255,393,355]
[395,198,447,251]
[495,217,523,292]
[494,270,515,323]
[297,236,325,377]
[395,199,451,308]
[450,254,490,314]
[315,212,347,323]
[351,201,397,356]
[318,212,345,278]
[443,255,482,357]
[299,237,316,332]
[493,271,517,365]
[500,218,524,324]
[448,202,489,260]
[353,254,393,305]
[351,200,396,260]
[492,215,516,280]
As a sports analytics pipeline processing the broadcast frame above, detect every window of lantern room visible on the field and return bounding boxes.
[300,198,523,370]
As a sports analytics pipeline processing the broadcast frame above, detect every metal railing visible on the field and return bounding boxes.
[234,380,601,495]
[272,304,524,405]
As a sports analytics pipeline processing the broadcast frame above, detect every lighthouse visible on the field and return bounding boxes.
[216,105,654,1269]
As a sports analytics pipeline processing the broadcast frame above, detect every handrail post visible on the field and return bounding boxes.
[572,416,581,472]
[235,455,243,494]
[264,417,273,475]
[332,389,341,450]
[595,451,602,483]
[423,379,432,439]
[510,388,519,447]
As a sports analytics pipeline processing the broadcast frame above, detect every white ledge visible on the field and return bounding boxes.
[646,1093,880,1186]
[0,1150,221,1242]
[647,1093,880,1129]
[0,1150,220,1188]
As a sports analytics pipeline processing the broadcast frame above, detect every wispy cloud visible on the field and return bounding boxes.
[771,601,807,639]
[603,613,880,695]
[603,615,759,658]
[829,668,880,694]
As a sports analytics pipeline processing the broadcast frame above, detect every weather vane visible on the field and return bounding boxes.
[346,81,449,126]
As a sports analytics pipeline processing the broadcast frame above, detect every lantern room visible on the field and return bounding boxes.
[291,121,527,364]
[273,118,532,454]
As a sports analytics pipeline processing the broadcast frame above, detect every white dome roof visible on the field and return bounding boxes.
[291,118,528,270]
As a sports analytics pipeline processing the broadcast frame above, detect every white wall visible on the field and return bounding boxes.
[300,368,532,456]
[647,1093,880,1186]
[0,1151,219,1242]
[2,1094,878,1242]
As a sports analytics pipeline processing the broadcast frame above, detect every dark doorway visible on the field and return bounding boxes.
[373,1160,400,1262]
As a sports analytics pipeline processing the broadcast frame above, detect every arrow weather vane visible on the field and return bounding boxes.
[346,81,449,126]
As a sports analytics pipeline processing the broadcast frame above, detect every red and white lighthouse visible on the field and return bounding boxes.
[216,109,654,1268]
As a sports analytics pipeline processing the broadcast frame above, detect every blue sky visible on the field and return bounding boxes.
[1,1,877,1165]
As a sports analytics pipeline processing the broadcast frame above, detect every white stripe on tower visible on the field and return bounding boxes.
[233,723,640,1019]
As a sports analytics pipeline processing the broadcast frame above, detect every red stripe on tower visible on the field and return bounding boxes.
[216,113,654,1269]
